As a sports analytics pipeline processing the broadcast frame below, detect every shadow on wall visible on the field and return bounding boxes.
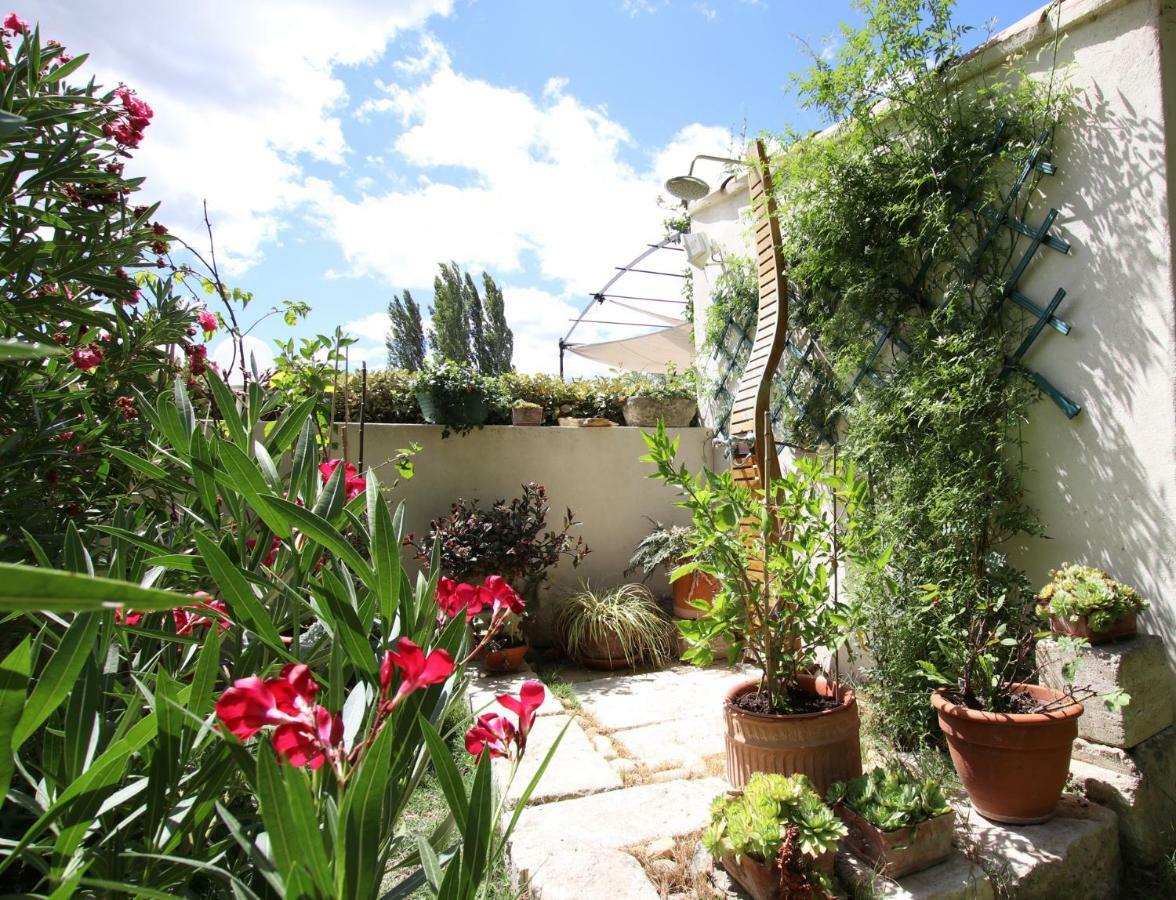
[1010,65,1176,669]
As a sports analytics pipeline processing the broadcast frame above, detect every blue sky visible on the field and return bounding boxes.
[34,0,1043,375]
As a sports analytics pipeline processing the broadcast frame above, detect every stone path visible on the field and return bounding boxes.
[467,663,1123,899]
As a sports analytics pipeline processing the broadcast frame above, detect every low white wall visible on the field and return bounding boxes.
[339,423,714,629]
[686,0,1176,679]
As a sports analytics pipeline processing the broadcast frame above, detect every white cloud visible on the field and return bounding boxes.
[695,4,718,22]
[31,0,454,272]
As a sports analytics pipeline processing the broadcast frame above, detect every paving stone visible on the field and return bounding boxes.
[954,794,1120,900]
[612,712,725,770]
[515,846,659,900]
[508,778,728,881]
[836,850,993,899]
[466,664,564,719]
[610,757,639,775]
[496,714,621,806]
[576,664,757,731]
[1069,726,1176,865]
[1037,635,1174,748]
[649,766,690,783]
[591,734,617,759]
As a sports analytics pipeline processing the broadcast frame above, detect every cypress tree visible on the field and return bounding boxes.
[464,271,488,373]
[385,289,426,370]
[481,272,514,374]
[429,261,470,364]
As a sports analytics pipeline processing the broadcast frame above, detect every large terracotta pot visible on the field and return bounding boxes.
[1048,612,1136,644]
[931,683,1083,824]
[671,566,720,620]
[480,643,528,673]
[720,848,834,900]
[578,631,631,670]
[723,675,862,794]
[838,806,954,878]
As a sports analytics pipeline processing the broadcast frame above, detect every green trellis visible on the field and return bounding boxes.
[704,124,1080,452]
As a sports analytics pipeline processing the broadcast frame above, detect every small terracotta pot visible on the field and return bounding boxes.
[720,848,834,900]
[837,806,954,878]
[511,406,544,426]
[671,566,720,620]
[931,683,1083,824]
[723,676,862,794]
[578,631,631,670]
[480,643,528,673]
[1048,612,1136,644]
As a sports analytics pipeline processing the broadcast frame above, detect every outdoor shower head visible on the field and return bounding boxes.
[664,154,747,202]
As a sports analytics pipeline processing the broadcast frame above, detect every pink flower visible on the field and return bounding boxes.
[3,13,28,34]
[71,347,103,371]
[246,535,281,568]
[380,637,455,701]
[319,458,365,501]
[215,664,341,770]
[496,680,545,751]
[114,608,142,626]
[197,309,218,335]
[482,575,525,615]
[464,713,516,759]
[173,593,231,635]
[436,576,485,620]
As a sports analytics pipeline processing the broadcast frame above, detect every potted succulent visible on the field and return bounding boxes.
[555,583,677,670]
[409,483,589,647]
[511,399,544,426]
[626,518,720,620]
[826,766,953,878]
[918,587,1130,824]
[620,365,698,427]
[1035,562,1147,644]
[413,361,488,432]
[645,423,881,792]
[703,772,846,900]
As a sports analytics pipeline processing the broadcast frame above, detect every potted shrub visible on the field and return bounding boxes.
[703,772,845,900]
[413,361,488,432]
[1035,562,1147,644]
[511,399,544,426]
[620,365,698,427]
[555,584,677,670]
[645,423,880,792]
[626,519,720,620]
[919,588,1130,824]
[826,766,953,878]
[410,483,589,646]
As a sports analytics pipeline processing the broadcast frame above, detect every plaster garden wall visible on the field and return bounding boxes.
[688,0,1176,682]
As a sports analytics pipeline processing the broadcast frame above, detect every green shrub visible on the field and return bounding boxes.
[1035,563,1147,632]
[827,766,951,831]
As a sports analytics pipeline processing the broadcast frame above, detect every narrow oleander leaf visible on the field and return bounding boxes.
[0,638,31,799]
[12,611,100,748]
[192,533,291,658]
[419,716,468,833]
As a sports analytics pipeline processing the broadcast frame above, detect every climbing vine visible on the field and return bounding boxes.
[769,0,1072,746]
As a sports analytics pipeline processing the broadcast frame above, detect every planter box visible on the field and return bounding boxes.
[837,805,954,878]
[415,388,488,426]
[720,848,834,900]
[1049,612,1137,644]
[511,406,544,426]
[622,396,697,427]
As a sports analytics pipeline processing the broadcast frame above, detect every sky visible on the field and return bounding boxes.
[29,0,1043,377]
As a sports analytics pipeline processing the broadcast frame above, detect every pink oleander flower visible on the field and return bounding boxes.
[114,607,142,626]
[3,13,28,34]
[464,712,516,759]
[496,680,545,751]
[436,575,524,621]
[319,458,365,501]
[482,575,525,616]
[71,346,103,371]
[380,637,455,701]
[197,309,218,335]
[215,663,342,770]
[173,592,231,635]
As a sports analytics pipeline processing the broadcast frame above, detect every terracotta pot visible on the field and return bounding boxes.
[511,406,544,426]
[837,806,954,878]
[1049,611,1136,644]
[480,643,528,673]
[622,396,697,427]
[723,676,862,794]
[931,683,1083,824]
[578,631,631,670]
[720,848,834,900]
[671,566,720,620]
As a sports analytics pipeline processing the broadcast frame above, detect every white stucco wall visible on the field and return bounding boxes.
[339,423,713,635]
[686,0,1176,676]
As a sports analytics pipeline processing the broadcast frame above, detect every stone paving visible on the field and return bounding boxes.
[467,663,1123,899]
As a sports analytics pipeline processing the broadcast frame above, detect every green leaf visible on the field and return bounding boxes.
[419,717,468,833]
[13,612,101,748]
[0,338,64,361]
[0,638,31,799]
[41,51,88,83]
[267,496,375,585]
[337,714,397,899]
[256,746,333,897]
[192,533,291,658]
[206,367,248,447]
[216,441,293,540]
[0,562,185,613]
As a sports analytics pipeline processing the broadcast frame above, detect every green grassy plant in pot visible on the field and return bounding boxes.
[413,360,488,433]
[626,518,720,620]
[555,583,677,671]
[1035,562,1147,644]
[620,365,698,427]
[703,772,845,900]
[920,587,1130,824]
[644,423,882,792]
[510,398,544,426]
[826,766,953,878]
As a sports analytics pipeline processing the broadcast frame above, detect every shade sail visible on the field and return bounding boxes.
[565,323,695,373]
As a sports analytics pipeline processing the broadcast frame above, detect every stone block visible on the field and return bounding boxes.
[466,665,564,719]
[955,794,1120,900]
[576,664,757,731]
[514,846,659,900]
[611,712,726,770]
[1036,635,1174,748]
[835,850,993,899]
[1069,726,1176,866]
[495,714,622,806]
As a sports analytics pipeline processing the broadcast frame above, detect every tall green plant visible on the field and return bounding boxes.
[387,289,427,371]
